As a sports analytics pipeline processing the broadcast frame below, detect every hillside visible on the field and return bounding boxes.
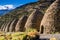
[0,0,55,31]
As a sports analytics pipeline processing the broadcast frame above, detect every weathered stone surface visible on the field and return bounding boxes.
[15,15,28,32]
[9,19,18,32]
[40,0,60,34]
[25,9,43,31]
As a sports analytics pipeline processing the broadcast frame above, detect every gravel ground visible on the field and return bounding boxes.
[40,34,60,40]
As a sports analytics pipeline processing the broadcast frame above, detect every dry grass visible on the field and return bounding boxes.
[0,28,38,40]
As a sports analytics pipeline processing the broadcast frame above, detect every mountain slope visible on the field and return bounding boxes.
[0,0,55,28]
[0,10,11,16]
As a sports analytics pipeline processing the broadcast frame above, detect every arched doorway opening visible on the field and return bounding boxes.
[40,25,44,34]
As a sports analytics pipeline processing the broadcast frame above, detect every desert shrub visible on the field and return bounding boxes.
[0,28,39,40]
[0,36,5,40]
[51,32,60,34]
[11,32,26,40]
[23,35,40,40]
[26,28,37,32]
[50,38,57,40]
[55,32,60,34]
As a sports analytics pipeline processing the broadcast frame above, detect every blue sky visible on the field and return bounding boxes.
[0,0,38,10]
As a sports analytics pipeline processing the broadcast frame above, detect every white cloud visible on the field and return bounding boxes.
[0,5,15,10]
[4,5,15,9]
[0,5,7,10]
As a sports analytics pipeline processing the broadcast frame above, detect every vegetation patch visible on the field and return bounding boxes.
[0,29,39,40]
